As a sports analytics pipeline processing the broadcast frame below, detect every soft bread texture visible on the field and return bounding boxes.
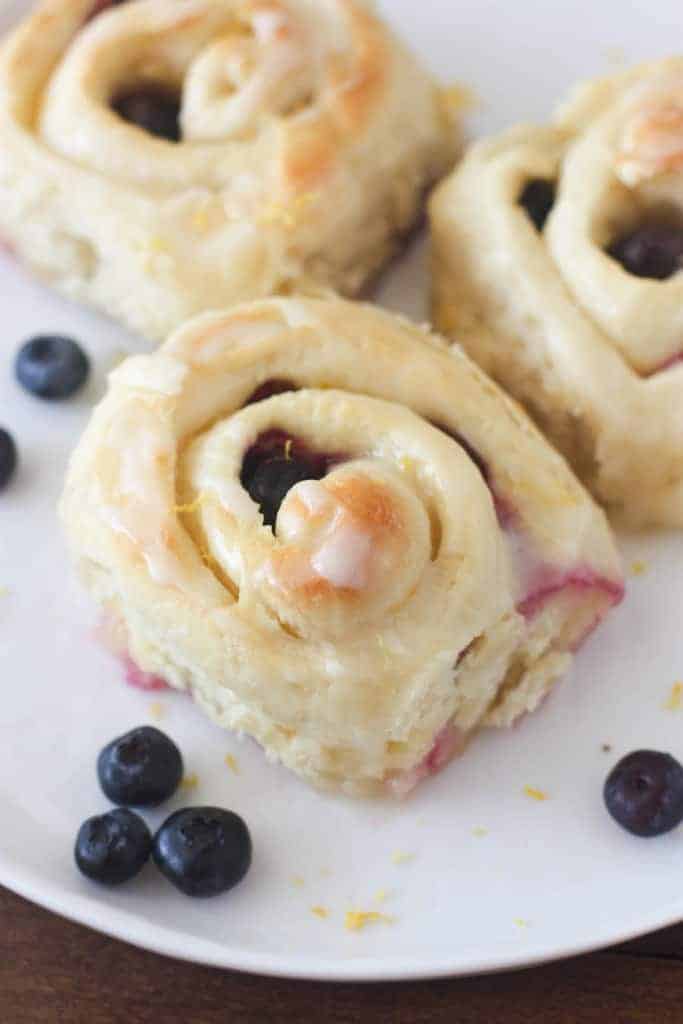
[60,297,623,796]
[431,58,683,528]
[0,0,455,340]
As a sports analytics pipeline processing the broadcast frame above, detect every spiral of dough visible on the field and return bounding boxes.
[0,0,454,338]
[61,297,621,795]
[432,59,683,526]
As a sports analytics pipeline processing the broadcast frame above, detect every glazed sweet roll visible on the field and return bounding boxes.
[0,0,455,339]
[431,59,683,527]
[60,298,623,796]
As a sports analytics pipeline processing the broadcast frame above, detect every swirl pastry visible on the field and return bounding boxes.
[60,297,622,796]
[0,0,454,340]
[431,59,683,527]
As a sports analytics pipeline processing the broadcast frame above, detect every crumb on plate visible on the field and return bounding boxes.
[181,773,199,790]
[224,753,239,774]
[311,906,329,920]
[630,560,648,577]
[291,876,305,888]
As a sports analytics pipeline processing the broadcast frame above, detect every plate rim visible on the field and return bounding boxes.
[2,852,682,980]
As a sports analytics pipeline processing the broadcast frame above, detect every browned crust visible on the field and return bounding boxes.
[280,0,390,191]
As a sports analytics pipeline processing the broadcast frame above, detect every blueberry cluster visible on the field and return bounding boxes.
[76,727,252,897]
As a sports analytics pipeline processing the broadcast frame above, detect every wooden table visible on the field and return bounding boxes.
[2,887,682,1023]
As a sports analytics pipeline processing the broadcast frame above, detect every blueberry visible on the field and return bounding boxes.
[608,225,683,280]
[153,807,252,898]
[244,379,298,406]
[240,431,334,529]
[75,808,151,885]
[243,454,320,528]
[97,726,183,807]
[518,179,556,232]
[112,87,181,142]
[15,335,90,400]
[604,750,683,837]
[0,428,17,490]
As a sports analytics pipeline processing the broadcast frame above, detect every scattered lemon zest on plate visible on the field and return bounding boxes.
[311,906,330,919]
[291,875,305,888]
[0,585,10,598]
[664,682,683,711]
[374,889,390,904]
[524,786,548,802]
[472,826,488,837]
[391,851,414,865]
[224,753,240,774]
[345,910,394,932]
[630,560,648,577]
[181,773,199,790]
[514,918,532,929]
[320,868,331,879]
[148,702,165,720]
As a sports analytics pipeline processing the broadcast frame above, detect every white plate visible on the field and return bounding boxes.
[1,0,681,983]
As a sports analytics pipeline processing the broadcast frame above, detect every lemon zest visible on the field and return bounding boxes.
[523,786,548,802]
[439,82,480,117]
[174,491,210,515]
[344,910,394,932]
[664,682,683,711]
[258,193,317,229]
